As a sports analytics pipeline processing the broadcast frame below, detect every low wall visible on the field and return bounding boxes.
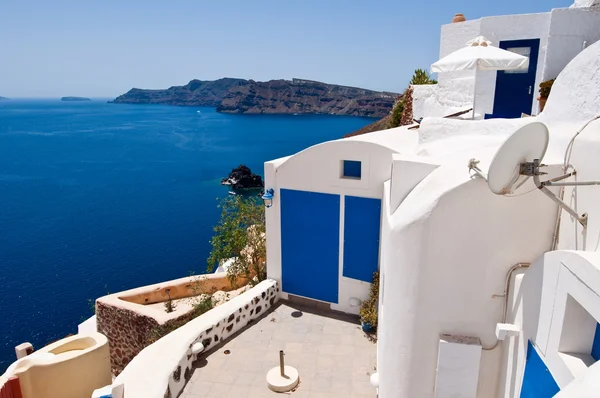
[1,333,111,398]
[118,273,249,305]
[96,273,249,374]
[114,279,279,398]
[0,376,23,398]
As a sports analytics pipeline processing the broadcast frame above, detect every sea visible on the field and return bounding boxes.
[0,99,372,370]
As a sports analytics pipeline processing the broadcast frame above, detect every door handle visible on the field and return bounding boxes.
[529,86,532,95]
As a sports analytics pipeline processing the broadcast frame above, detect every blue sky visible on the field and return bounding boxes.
[0,0,572,98]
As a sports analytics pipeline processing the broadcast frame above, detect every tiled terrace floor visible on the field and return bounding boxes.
[181,301,377,398]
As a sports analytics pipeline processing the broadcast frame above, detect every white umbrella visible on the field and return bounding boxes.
[431,36,530,118]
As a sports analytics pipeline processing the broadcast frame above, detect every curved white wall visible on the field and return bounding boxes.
[114,280,279,398]
[378,159,557,398]
[377,18,600,398]
[264,138,402,314]
[502,251,600,396]
[537,39,600,253]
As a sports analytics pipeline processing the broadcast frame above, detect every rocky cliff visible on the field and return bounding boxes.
[217,79,398,118]
[111,78,248,107]
[111,78,398,118]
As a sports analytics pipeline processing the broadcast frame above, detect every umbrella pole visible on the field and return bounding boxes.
[472,76,477,120]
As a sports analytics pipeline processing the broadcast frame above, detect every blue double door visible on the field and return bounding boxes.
[492,38,540,119]
[280,189,381,303]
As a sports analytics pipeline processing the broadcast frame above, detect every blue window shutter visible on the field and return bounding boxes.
[343,160,361,179]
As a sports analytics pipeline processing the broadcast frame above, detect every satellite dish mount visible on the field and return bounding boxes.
[522,158,591,226]
[470,122,600,228]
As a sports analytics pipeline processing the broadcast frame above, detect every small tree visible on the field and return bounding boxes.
[410,68,438,85]
[389,95,405,128]
[207,195,266,286]
[389,68,437,129]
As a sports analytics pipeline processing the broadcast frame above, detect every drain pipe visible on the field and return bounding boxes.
[483,262,530,351]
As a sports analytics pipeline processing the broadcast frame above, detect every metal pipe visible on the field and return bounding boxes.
[545,172,576,184]
[545,180,600,187]
[279,350,285,377]
[482,263,530,351]
[534,174,588,226]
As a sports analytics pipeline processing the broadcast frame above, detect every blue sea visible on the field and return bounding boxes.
[0,99,372,370]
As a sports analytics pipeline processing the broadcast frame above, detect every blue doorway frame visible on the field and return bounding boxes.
[491,38,540,119]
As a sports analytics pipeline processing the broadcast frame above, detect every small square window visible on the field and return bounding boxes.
[342,160,361,179]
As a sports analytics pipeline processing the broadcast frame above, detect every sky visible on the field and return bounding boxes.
[0,0,573,98]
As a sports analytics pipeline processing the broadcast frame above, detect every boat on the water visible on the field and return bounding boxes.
[228,191,236,195]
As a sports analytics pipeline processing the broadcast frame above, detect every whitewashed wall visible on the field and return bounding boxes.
[502,252,600,396]
[413,19,482,119]
[487,39,600,397]
[114,280,279,398]
[377,157,557,398]
[378,24,600,398]
[265,138,401,314]
[476,13,551,117]
[421,8,600,120]
[422,13,551,119]
[543,8,600,86]
[538,39,600,252]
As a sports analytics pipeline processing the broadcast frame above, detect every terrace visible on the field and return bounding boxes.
[180,300,377,398]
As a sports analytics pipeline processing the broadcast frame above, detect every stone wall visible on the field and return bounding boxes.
[164,281,278,398]
[96,302,158,374]
[400,86,414,126]
[96,273,250,375]
[96,301,211,375]
[113,280,279,398]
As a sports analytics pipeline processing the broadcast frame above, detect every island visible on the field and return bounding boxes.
[0,96,8,100]
[111,78,247,107]
[111,78,399,118]
[221,165,264,190]
[61,97,91,101]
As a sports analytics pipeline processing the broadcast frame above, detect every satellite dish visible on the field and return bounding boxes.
[487,122,549,195]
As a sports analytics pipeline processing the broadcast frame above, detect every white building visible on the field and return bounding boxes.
[413,2,600,120]
[264,127,417,314]
[264,2,600,397]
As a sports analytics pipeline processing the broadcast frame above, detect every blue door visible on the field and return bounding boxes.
[343,196,381,282]
[280,189,340,303]
[492,39,540,119]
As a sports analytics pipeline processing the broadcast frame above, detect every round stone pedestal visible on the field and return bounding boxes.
[266,366,299,392]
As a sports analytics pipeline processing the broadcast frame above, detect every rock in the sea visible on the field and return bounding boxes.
[221,165,263,190]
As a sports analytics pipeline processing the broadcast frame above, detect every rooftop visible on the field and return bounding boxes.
[180,301,377,398]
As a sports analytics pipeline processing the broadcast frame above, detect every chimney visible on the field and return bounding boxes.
[452,13,466,23]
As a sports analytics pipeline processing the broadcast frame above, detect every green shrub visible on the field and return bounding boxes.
[389,96,405,128]
[147,295,214,344]
[207,196,266,287]
[164,299,175,313]
[410,69,438,85]
[359,271,380,328]
[539,79,555,98]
